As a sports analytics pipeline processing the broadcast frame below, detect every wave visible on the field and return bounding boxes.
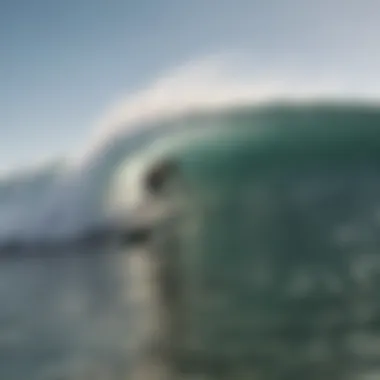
[1,57,380,249]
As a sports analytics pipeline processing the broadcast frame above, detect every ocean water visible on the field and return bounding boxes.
[3,66,380,378]
[0,248,133,380]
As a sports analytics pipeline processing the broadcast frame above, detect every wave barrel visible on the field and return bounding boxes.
[129,106,380,380]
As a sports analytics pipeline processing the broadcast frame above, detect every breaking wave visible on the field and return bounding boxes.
[0,57,377,247]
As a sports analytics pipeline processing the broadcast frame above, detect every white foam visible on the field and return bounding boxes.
[76,55,347,167]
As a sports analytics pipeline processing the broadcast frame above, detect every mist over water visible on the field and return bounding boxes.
[0,56,372,247]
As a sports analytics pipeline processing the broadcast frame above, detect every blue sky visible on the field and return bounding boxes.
[1,0,379,171]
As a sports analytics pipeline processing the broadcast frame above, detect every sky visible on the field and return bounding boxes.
[1,0,380,172]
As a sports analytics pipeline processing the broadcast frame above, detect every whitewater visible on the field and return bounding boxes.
[1,57,374,248]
